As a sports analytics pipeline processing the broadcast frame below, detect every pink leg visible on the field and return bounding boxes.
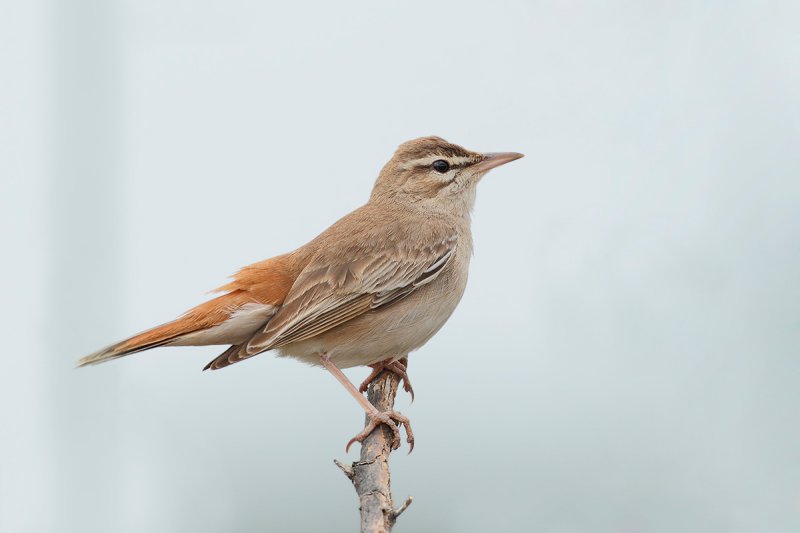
[320,354,414,452]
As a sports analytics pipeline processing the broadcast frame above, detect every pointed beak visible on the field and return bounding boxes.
[472,152,524,173]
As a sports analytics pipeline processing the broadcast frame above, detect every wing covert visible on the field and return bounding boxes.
[243,234,458,355]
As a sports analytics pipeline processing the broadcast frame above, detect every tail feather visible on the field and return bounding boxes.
[76,323,190,367]
[77,254,298,369]
[76,292,279,368]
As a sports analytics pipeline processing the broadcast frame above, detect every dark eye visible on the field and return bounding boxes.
[432,160,450,173]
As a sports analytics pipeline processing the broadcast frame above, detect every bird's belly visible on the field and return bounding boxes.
[277,269,468,368]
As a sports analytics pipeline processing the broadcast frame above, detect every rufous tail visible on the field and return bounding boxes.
[76,320,197,367]
[76,292,262,368]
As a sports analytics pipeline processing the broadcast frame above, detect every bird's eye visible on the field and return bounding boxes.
[432,160,450,173]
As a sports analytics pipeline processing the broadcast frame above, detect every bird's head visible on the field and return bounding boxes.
[370,136,523,213]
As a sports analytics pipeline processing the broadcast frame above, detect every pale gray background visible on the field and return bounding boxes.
[2,1,799,532]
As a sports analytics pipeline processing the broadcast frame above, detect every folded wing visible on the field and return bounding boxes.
[203,233,458,370]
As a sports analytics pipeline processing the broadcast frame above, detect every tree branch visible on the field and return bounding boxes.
[335,359,413,532]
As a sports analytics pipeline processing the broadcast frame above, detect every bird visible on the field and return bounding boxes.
[78,136,523,452]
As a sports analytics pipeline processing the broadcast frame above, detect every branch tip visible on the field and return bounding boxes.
[391,495,413,521]
[333,459,354,481]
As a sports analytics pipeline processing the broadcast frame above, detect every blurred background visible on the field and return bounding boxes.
[2,1,799,531]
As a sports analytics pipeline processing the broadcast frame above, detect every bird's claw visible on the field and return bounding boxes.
[345,409,415,454]
[358,359,415,402]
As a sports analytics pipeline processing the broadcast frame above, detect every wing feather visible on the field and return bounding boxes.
[269,294,373,348]
[242,234,459,356]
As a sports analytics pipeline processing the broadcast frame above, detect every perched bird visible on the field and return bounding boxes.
[78,136,523,451]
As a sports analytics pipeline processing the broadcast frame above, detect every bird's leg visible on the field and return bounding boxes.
[358,356,415,402]
[319,354,414,453]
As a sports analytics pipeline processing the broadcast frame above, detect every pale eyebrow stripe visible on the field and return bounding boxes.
[400,155,474,170]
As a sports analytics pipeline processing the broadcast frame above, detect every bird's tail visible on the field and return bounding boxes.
[76,320,198,367]
[76,291,276,368]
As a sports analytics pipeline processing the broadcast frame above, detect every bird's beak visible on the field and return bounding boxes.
[472,152,524,173]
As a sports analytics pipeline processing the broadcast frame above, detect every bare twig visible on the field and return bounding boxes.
[391,495,413,520]
[335,358,413,532]
[334,459,355,481]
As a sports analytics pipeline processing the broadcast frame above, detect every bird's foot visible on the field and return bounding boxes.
[358,358,415,402]
[346,408,415,453]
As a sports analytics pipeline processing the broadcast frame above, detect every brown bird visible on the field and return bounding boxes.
[78,136,523,451]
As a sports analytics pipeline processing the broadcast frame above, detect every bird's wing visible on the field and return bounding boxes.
[214,231,458,366]
[250,234,458,351]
